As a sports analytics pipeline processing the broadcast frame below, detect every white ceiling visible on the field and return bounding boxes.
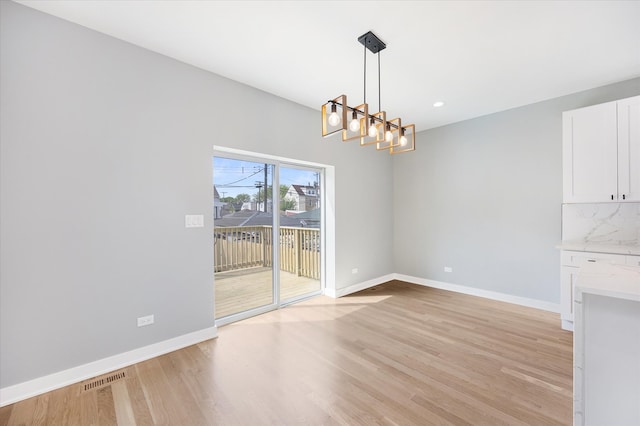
[16,0,640,131]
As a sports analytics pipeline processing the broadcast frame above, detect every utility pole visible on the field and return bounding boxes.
[264,164,268,212]
[315,172,320,209]
[255,181,262,212]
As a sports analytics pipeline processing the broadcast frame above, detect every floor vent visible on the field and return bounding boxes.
[81,370,127,392]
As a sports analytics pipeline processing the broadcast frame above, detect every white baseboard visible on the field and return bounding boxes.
[0,326,217,407]
[394,274,560,313]
[325,273,559,313]
[325,273,396,298]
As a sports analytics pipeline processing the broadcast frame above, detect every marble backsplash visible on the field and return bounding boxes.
[562,203,640,245]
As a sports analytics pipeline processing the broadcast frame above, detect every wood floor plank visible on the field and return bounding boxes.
[44,385,76,426]
[1,280,573,425]
[96,386,117,426]
[5,395,49,426]
[78,389,98,426]
[5,395,36,426]
[155,353,209,425]
[135,357,203,425]
[123,372,154,426]
[0,407,11,426]
[111,380,136,426]
[28,395,48,426]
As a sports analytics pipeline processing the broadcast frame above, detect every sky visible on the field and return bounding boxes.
[213,157,320,199]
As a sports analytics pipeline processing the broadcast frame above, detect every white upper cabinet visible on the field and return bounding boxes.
[563,95,640,203]
[617,96,640,202]
[563,101,617,203]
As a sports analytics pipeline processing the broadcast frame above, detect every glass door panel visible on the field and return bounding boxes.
[279,165,322,303]
[213,156,274,319]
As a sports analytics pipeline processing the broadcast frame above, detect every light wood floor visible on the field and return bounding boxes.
[215,267,321,318]
[0,281,573,425]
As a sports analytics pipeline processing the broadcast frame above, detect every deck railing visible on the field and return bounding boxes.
[214,226,320,279]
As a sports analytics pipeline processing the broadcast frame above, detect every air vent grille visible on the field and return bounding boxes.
[81,370,126,392]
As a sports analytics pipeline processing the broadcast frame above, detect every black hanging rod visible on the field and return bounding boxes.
[328,100,401,130]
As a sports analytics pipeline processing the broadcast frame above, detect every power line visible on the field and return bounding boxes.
[216,168,263,187]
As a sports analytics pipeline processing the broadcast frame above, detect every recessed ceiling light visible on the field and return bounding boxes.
[433,101,445,108]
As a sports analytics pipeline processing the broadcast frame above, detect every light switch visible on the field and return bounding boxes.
[185,214,204,228]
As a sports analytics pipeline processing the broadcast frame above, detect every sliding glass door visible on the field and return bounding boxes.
[213,154,323,324]
[279,165,322,304]
[213,157,275,320]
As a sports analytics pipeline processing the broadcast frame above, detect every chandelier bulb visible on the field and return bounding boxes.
[328,112,340,127]
[349,111,360,132]
[328,103,341,127]
[367,117,378,138]
[385,124,393,142]
[400,128,408,146]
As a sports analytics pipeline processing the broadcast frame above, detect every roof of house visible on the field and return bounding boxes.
[290,184,317,197]
[291,208,320,220]
[214,211,305,228]
[213,186,220,199]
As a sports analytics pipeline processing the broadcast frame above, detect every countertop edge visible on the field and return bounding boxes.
[556,242,640,256]
[576,263,640,302]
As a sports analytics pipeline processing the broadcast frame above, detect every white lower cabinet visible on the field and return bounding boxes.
[572,263,640,426]
[560,250,637,331]
[561,265,579,330]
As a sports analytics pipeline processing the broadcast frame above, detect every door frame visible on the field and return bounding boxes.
[213,146,333,325]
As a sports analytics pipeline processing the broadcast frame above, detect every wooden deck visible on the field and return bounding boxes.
[214,267,321,318]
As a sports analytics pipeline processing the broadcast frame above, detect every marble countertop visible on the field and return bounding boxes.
[576,262,640,302]
[556,241,640,256]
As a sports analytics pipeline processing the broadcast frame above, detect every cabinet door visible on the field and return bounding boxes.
[617,95,640,202]
[563,101,618,203]
[561,265,579,323]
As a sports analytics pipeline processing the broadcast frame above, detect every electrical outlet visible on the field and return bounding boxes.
[137,315,154,327]
[352,268,358,274]
[444,266,453,273]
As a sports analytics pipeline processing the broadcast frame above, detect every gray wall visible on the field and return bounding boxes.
[0,1,394,388]
[393,78,640,303]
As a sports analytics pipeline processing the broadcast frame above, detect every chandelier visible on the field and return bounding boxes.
[321,31,415,154]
